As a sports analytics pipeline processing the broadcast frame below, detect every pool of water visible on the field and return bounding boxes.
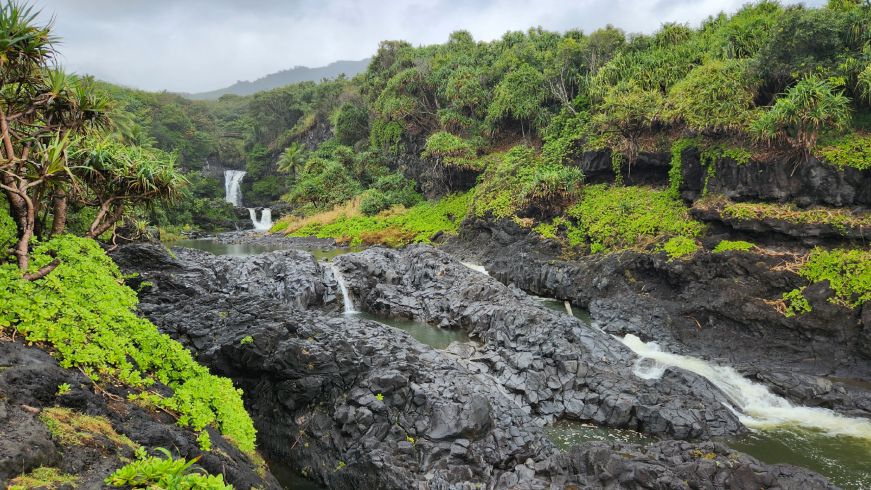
[545,420,655,449]
[726,429,871,490]
[352,311,470,350]
[168,238,361,260]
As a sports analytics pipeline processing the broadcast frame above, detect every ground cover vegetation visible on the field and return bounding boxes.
[0,3,257,485]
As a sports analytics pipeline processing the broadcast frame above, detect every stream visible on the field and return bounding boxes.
[166,237,871,490]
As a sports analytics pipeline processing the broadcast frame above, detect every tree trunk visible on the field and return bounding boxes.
[86,203,124,239]
[50,189,67,236]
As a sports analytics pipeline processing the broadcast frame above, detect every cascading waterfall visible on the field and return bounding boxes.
[248,208,272,232]
[620,334,871,440]
[330,264,357,314]
[224,170,246,207]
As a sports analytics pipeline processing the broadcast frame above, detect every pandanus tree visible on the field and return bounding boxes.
[71,137,184,240]
[0,1,183,279]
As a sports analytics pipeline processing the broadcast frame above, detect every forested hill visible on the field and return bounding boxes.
[103,0,870,238]
[185,59,371,100]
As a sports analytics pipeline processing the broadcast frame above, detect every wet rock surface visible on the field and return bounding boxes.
[449,219,871,418]
[114,242,837,489]
[335,245,745,440]
[0,340,277,489]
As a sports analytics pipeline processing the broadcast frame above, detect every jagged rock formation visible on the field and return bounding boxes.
[113,243,838,489]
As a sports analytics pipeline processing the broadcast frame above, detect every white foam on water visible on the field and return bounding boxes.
[620,333,871,440]
[248,208,272,232]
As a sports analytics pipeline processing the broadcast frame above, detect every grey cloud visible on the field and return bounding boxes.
[32,0,823,93]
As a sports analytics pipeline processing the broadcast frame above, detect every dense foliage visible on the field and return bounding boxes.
[0,232,256,453]
[107,448,233,489]
[783,248,871,316]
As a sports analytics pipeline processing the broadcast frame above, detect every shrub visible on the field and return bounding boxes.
[359,173,423,216]
[713,240,756,253]
[750,75,852,157]
[472,146,583,219]
[664,236,699,258]
[334,103,370,145]
[0,235,256,453]
[284,158,362,214]
[566,184,704,252]
[421,131,479,169]
[667,59,757,133]
[781,248,870,317]
[816,132,871,170]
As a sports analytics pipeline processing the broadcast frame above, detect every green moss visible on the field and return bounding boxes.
[817,133,871,171]
[290,192,471,247]
[664,236,699,258]
[8,467,78,490]
[0,236,256,454]
[713,240,756,253]
[40,407,137,450]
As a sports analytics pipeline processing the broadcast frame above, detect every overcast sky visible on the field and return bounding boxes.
[33,0,821,94]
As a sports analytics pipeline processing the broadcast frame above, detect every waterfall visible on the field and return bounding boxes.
[620,334,871,440]
[330,264,357,314]
[461,262,489,275]
[247,208,272,232]
[224,170,246,207]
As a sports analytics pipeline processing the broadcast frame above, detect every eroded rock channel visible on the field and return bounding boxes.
[112,241,850,489]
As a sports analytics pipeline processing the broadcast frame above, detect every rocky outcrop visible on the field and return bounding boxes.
[448,219,871,418]
[678,148,871,207]
[691,200,868,247]
[114,243,837,489]
[0,340,277,489]
[335,246,746,440]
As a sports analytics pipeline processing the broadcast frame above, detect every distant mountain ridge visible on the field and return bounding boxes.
[185,59,371,100]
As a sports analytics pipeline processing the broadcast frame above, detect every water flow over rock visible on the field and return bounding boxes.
[621,334,871,441]
[224,170,246,207]
[248,207,272,231]
[329,263,357,314]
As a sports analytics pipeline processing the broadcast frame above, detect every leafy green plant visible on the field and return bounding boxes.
[359,173,423,216]
[816,132,871,170]
[782,248,870,317]
[713,240,756,253]
[0,235,256,454]
[240,336,254,345]
[472,146,583,219]
[750,75,852,158]
[198,431,212,452]
[56,383,72,396]
[422,131,479,169]
[106,447,232,489]
[566,184,704,252]
[667,59,757,133]
[663,236,699,258]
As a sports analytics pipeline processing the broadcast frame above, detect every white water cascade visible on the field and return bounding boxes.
[461,262,489,275]
[248,208,273,232]
[224,170,246,207]
[620,334,871,440]
[330,264,357,314]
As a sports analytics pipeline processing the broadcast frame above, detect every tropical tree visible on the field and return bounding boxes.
[71,137,184,239]
[487,63,548,139]
[667,59,757,134]
[0,2,113,278]
[750,75,852,158]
